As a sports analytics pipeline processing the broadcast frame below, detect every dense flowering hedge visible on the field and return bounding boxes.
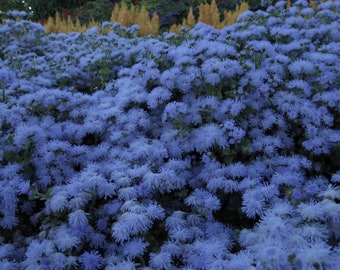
[0,0,340,269]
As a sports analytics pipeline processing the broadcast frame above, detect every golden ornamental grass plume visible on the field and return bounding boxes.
[134,6,155,36]
[17,0,340,36]
[149,10,160,36]
[287,0,291,8]
[116,1,131,27]
[310,0,318,11]
[185,7,196,29]
[42,0,337,36]
[110,3,121,23]
[44,1,159,36]
[110,2,159,36]
[169,0,249,34]
[45,16,56,34]
[198,0,221,28]
[168,23,182,34]
[169,6,196,33]
[44,12,87,34]
[221,1,249,27]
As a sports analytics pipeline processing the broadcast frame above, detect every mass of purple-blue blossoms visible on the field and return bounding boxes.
[0,0,340,269]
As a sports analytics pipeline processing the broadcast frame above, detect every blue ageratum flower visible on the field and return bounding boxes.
[0,164,30,229]
[189,123,229,153]
[79,251,103,270]
[159,66,183,90]
[7,10,28,18]
[111,200,164,243]
[68,209,89,236]
[53,225,81,252]
[0,66,16,102]
[111,212,153,242]
[0,66,15,84]
[201,57,223,85]
[162,101,189,121]
[185,189,221,220]
[0,1,339,268]
[241,189,266,218]
[190,22,220,41]
[113,77,148,110]
[197,158,239,193]
[149,251,172,270]
[288,59,316,78]
[291,75,315,95]
[331,171,340,183]
[23,240,57,270]
[147,86,172,109]
[143,169,178,193]
[120,238,149,259]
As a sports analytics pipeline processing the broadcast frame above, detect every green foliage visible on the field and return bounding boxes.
[0,0,30,22]
[140,0,167,12]
[2,135,36,179]
[26,0,91,21]
[29,186,53,201]
[1,80,7,102]
[245,0,282,11]
[203,82,223,99]
[26,0,60,21]
[0,0,95,22]
[72,0,116,24]
[1,0,264,27]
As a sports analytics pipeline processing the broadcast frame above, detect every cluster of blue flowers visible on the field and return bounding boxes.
[0,0,340,269]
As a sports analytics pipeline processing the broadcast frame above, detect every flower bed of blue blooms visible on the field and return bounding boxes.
[1,0,340,269]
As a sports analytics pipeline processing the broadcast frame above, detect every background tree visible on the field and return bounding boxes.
[0,0,30,22]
